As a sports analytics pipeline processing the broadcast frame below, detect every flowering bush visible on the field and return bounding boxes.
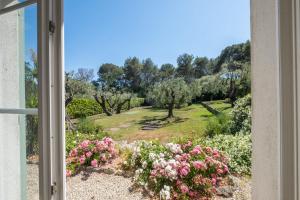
[65,131,109,153]
[66,137,117,176]
[123,141,229,199]
[197,134,251,175]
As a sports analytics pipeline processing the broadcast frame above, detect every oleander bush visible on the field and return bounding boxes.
[123,140,229,200]
[67,98,102,119]
[65,131,109,153]
[66,137,117,176]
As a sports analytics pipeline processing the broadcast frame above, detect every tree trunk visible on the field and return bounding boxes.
[229,79,236,107]
[167,91,176,118]
[167,103,174,118]
[116,98,130,114]
[94,94,113,116]
[65,95,73,107]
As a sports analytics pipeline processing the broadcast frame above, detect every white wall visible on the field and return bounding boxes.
[0,1,24,199]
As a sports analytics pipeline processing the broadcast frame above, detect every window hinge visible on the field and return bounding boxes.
[49,21,55,34]
[51,182,56,195]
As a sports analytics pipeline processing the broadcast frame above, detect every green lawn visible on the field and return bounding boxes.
[204,100,232,114]
[89,101,231,142]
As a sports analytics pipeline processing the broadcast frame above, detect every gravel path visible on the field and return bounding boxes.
[27,164,250,200]
[27,164,148,200]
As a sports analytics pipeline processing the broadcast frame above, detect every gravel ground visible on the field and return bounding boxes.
[27,164,148,200]
[27,163,250,200]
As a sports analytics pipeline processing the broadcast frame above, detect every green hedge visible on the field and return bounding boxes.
[126,98,144,109]
[67,98,144,119]
[66,98,102,119]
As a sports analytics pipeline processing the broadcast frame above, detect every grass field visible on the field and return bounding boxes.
[88,101,231,142]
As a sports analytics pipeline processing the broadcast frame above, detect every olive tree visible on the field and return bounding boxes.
[148,78,192,118]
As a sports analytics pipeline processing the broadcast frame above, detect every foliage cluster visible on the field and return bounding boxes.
[66,98,102,118]
[204,94,251,137]
[229,94,251,134]
[123,141,229,199]
[66,97,144,119]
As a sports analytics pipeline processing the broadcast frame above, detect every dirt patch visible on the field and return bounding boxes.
[109,127,120,132]
[119,123,131,128]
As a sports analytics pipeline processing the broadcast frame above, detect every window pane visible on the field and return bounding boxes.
[0,4,38,200]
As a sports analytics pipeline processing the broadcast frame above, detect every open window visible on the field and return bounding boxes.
[0,0,65,199]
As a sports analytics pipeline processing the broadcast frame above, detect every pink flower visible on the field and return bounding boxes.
[188,191,198,198]
[179,163,190,177]
[100,154,107,162]
[223,165,229,173]
[190,145,202,155]
[66,170,72,177]
[80,140,90,149]
[91,159,98,167]
[180,184,189,194]
[211,178,217,186]
[205,147,213,154]
[86,151,93,158]
[192,161,206,170]
[217,168,224,175]
[79,155,86,164]
[70,148,78,157]
[104,137,113,145]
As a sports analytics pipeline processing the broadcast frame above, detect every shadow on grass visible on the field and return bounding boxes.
[138,115,188,129]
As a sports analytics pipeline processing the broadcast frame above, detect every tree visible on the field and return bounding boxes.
[25,50,38,156]
[220,61,243,107]
[65,70,94,107]
[148,78,192,118]
[123,57,143,93]
[98,63,124,88]
[176,53,194,83]
[159,63,175,80]
[193,57,209,78]
[75,68,94,82]
[213,41,250,73]
[191,75,227,101]
[94,63,132,116]
[140,58,159,96]
[93,88,132,116]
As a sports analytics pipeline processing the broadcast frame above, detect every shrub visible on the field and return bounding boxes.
[230,94,251,134]
[204,114,231,137]
[196,134,251,175]
[66,137,117,176]
[65,131,109,153]
[123,141,229,200]
[76,118,103,134]
[128,98,145,109]
[67,98,102,118]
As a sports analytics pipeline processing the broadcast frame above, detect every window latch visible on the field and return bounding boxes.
[51,182,56,195]
[49,21,55,34]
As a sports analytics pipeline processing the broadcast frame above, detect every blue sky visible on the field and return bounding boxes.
[25,0,250,72]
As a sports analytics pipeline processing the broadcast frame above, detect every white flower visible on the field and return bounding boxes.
[160,185,171,200]
[149,153,157,161]
[166,143,183,154]
[142,161,148,169]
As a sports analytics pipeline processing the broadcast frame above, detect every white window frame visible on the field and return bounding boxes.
[0,0,65,199]
[252,0,300,199]
[2,0,300,199]
[38,0,65,199]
